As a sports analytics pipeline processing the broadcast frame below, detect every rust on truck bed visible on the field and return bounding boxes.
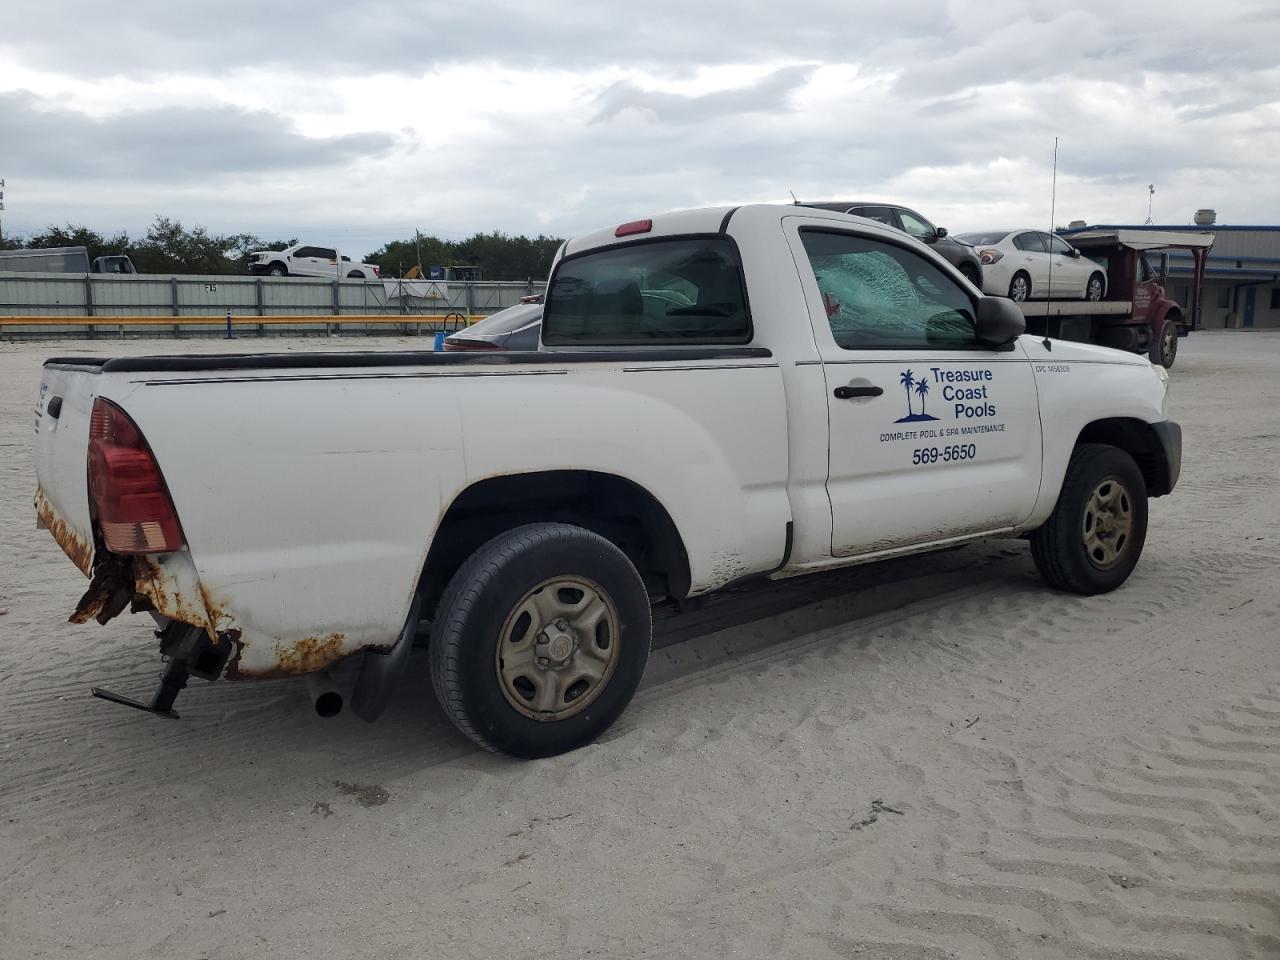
[57,521,365,681]
[133,556,219,635]
[225,632,348,681]
[34,485,93,576]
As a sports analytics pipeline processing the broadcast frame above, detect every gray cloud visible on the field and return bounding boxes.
[0,92,396,179]
[592,65,816,124]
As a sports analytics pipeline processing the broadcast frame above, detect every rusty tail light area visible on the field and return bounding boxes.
[88,398,186,554]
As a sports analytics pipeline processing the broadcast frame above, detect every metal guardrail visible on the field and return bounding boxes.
[0,272,545,338]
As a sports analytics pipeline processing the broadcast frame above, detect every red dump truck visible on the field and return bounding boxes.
[1018,228,1213,368]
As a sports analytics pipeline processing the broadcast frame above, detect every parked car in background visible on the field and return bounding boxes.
[956,230,1106,302]
[247,244,381,279]
[443,302,542,351]
[804,201,983,287]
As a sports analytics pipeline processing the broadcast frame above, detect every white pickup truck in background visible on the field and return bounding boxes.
[33,204,1181,757]
[246,243,381,279]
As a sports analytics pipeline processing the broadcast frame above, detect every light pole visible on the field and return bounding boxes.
[0,178,6,245]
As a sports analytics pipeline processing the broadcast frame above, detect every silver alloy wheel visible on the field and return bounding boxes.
[1009,274,1029,302]
[495,575,622,721]
[1082,477,1134,569]
[1086,275,1103,301]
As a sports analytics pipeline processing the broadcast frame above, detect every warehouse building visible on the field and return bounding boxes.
[1064,215,1280,329]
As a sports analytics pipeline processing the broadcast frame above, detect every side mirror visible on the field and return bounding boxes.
[975,296,1025,347]
[935,227,948,239]
[1069,248,1082,258]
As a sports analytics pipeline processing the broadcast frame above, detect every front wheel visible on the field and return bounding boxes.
[1008,271,1031,302]
[958,263,981,288]
[267,264,287,277]
[1030,443,1149,595]
[429,523,652,758]
[1150,319,1178,368]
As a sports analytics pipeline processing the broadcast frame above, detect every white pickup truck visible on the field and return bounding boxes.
[33,204,1181,757]
[246,243,381,279]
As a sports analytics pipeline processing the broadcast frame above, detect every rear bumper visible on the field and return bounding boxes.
[1151,419,1182,495]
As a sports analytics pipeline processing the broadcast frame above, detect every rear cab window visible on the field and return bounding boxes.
[542,236,751,345]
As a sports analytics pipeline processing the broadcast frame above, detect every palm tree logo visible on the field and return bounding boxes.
[899,370,916,417]
[895,369,940,423]
[915,378,930,416]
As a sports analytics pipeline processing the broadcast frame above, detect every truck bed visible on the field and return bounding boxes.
[1017,301,1132,318]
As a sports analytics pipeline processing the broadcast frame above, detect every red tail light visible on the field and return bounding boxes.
[978,248,1004,265]
[372,266,382,277]
[442,338,500,351]
[88,398,185,554]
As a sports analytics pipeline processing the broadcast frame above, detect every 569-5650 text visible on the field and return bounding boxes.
[912,444,977,465]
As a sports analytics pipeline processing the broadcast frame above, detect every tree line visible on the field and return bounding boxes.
[0,217,565,280]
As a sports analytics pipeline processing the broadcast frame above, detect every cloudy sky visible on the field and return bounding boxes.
[1,0,1277,254]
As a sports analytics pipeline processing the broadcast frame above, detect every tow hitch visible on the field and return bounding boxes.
[91,622,231,719]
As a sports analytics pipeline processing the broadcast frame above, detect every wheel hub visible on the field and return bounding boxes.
[536,620,577,667]
[495,576,622,721]
[1082,477,1134,569]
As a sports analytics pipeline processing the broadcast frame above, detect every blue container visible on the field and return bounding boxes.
[433,331,446,352]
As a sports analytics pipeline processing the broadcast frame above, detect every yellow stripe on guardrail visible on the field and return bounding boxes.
[0,314,483,326]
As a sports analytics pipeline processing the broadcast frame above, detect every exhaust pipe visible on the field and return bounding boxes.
[306,671,343,718]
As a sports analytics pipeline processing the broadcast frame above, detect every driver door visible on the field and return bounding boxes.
[784,218,1043,557]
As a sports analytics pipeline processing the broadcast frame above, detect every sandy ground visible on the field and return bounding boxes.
[1,331,1278,960]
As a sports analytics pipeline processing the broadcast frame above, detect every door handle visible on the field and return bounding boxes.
[833,385,884,400]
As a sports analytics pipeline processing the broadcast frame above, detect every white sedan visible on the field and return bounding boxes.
[956,230,1107,302]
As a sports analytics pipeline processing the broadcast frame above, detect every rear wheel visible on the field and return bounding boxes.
[1150,318,1179,368]
[347,270,364,279]
[1030,444,1148,595]
[1008,271,1031,302]
[429,523,652,758]
[1086,272,1104,301]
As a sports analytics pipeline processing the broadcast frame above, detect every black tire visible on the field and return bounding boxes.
[1086,272,1104,302]
[429,522,652,758]
[1150,318,1178,368]
[1008,271,1031,302]
[1030,443,1149,595]
[267,263,287,277]
[958,263,981,288]
[346,270,364,279]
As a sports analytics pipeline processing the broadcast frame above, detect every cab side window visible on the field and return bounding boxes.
[293,246,320,258]
[1046,235,1074,256]
[1137,253,1154,283]
[1013,233,1047,253]
[896,209,936,239]
[799,230,978,350]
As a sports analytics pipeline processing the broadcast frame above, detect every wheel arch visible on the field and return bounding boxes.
[416,470,692,616]
[1074,417,1175,497]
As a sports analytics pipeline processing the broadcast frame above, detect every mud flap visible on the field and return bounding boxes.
[350,596,422,723]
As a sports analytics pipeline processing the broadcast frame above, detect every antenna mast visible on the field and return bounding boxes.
[1042,138,1059,350]
[1145,184,1155,224]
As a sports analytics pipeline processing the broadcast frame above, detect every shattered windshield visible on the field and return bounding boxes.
[800,230,977,349]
